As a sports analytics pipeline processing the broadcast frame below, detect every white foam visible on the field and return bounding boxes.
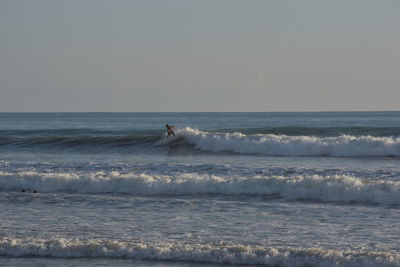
[178,127,400,157]
[0,237,398,266]
[1,170,400,204]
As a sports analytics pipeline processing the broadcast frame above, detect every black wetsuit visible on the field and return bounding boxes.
[166,125,175,137]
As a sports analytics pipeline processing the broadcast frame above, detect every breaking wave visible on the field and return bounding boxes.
[1,170,400,205]
[0,238,398,267]
[178,127,400,157]
[1,127,400,157]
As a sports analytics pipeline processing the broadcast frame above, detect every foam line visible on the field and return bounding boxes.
[0,238,398,266]
[1,171,400,204]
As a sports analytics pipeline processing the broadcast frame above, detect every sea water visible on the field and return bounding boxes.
[0,112,400,266]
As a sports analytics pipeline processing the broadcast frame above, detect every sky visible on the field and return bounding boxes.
[0,0,399,112]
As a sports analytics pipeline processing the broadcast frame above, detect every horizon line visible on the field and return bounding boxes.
[0,110,399,113]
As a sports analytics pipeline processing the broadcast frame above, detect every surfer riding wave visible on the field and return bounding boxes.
[166,124,175,137]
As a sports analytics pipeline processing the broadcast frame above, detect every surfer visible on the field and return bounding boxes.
[166,124,175,137]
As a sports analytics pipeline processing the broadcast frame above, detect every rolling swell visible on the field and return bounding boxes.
[1,237,398,266]
[0,135,162,150]
[0,128,163,137]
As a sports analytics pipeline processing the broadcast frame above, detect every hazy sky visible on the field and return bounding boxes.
[0,0,399,112]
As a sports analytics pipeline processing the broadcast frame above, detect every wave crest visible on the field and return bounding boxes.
[179,127,400,157]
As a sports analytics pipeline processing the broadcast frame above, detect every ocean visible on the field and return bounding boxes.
[0,112,400,266]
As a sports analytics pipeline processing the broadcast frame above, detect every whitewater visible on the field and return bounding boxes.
[1,112,400,266]
[176,127,400,157]
[1,169,400,205]
[1,238,399,267]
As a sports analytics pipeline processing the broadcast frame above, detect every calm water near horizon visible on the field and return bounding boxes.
[1,112,400,266]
